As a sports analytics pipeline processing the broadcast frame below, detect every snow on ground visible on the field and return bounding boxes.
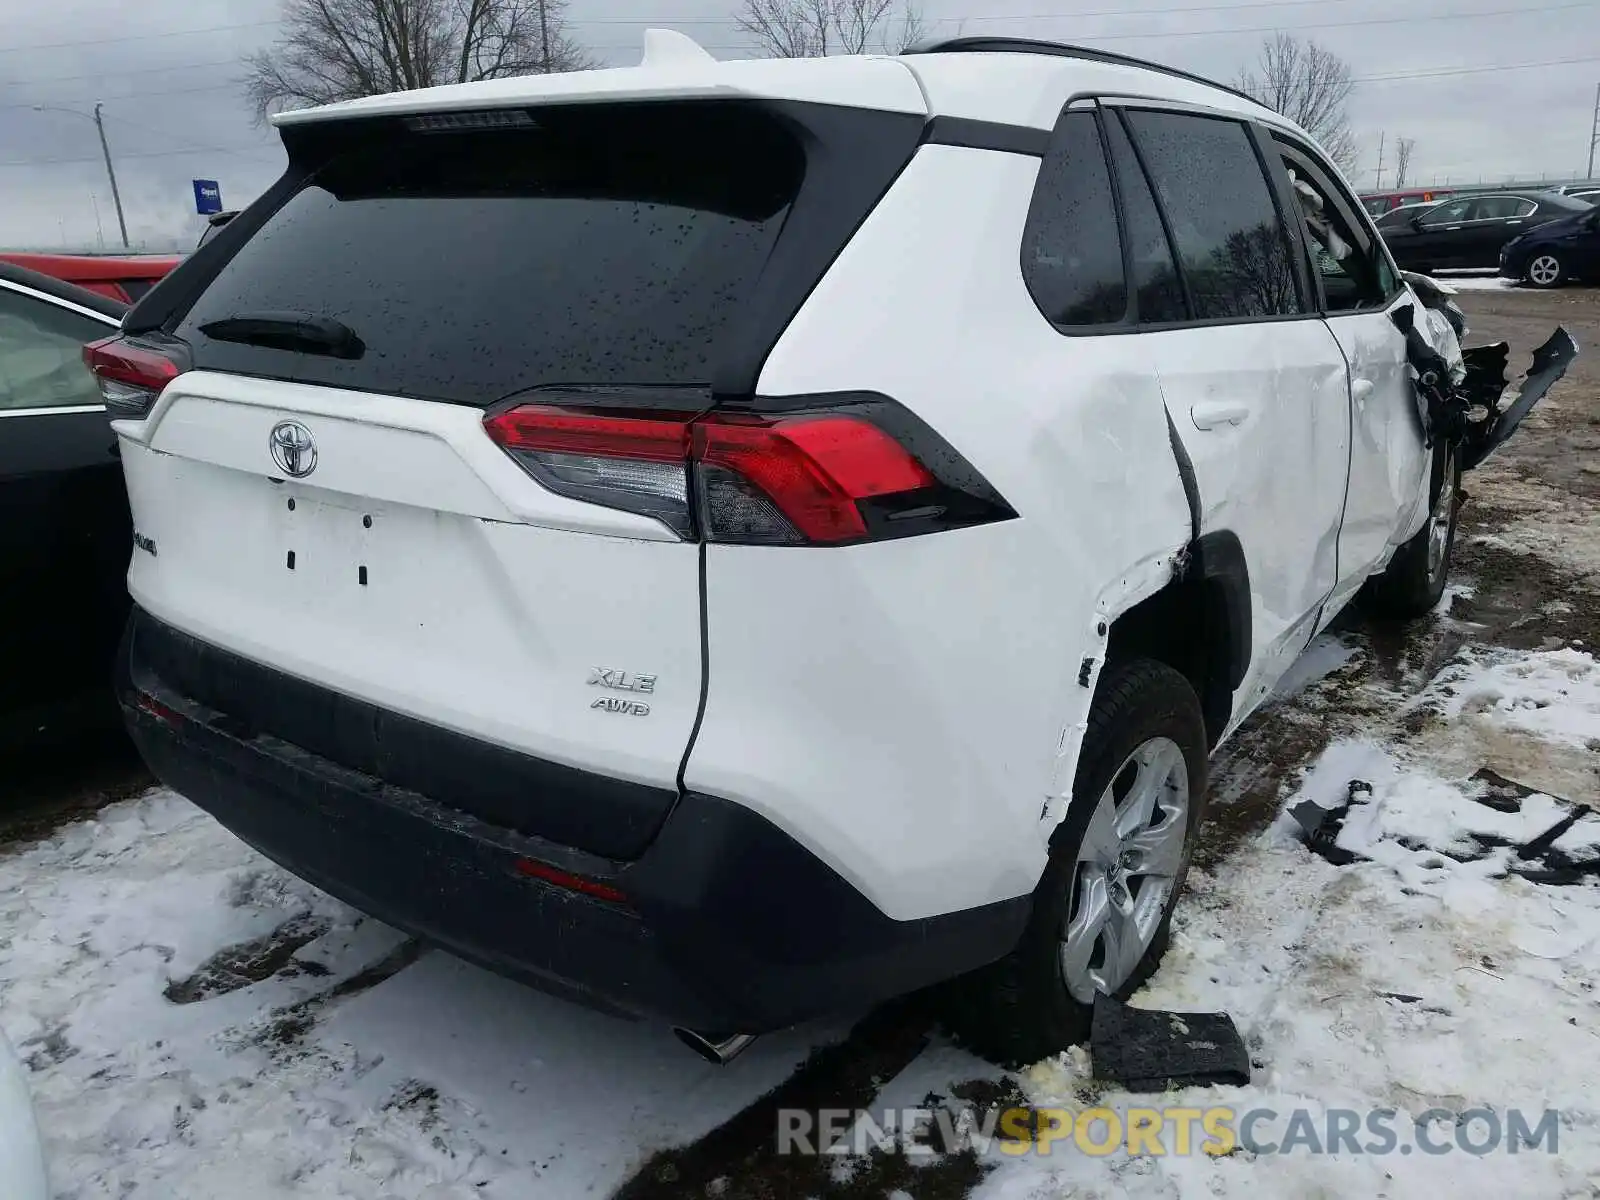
[0,796,839,1197]
[5,637,1596,1198]
[4,614,1600,1193]
[859,644,1600,1198]
[1432,271,1516,292]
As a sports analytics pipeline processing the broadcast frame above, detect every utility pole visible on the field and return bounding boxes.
[1588,81,1599,180]
[538,0,551,72]
[1374,131,1386,190]
[91,102,129,249]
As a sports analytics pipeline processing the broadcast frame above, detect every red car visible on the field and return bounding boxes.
[1359,188,1454,218]
[0,252,181,304]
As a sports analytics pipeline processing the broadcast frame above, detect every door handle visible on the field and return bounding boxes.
[1351,379,1375,405]
[1191,402,1250,430]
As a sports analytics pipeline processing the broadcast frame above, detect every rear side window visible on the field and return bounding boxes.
[1021,110,1127,327]
[1124,110,1303,320]
[177,104,806,405]
[1472,196,1536,220]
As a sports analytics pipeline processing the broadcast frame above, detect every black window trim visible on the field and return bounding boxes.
[1269,130,1407,316]
[1105,105,1194,325]
[921,116,1050,158]
[0,277,123,331]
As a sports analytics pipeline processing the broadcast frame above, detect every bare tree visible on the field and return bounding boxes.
[737,0,928,58]
[1394,137,1417,188]
[244,0,593,121]
[1236,33,1359,173]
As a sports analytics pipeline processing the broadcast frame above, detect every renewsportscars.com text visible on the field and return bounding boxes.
[777,1105,1563,1159]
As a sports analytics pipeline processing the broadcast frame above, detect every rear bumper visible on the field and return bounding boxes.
[119,608,1027,1031]
[1500,244,1530,278]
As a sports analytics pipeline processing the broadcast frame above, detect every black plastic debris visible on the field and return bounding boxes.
[1460,328,1579,472]
[1469,768,1600,885]
[1289,780,1372,866]
[1089,994,1251,1093]
[1469,766,1530,813]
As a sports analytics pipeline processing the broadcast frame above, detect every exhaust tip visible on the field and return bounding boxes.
[673,1028,757,1066]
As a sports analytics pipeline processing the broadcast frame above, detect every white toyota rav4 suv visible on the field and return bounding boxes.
[91,34,1567,1066]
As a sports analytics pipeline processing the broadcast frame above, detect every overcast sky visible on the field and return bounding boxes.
[1,0,1596,251]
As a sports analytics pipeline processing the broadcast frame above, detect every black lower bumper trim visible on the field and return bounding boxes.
[124,606,675,860]
[120,608,1030,1030]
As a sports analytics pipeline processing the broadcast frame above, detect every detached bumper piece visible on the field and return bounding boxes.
[1393,302,1578,470]
[118,608,1028,1032]
[1089,994,1251,1093]
[1459,328,1580,472]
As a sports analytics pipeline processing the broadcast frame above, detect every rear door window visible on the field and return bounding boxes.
[1124,110,1305,321]
[177,104,806,405]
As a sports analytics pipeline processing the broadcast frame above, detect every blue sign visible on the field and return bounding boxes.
[193,179,222,215]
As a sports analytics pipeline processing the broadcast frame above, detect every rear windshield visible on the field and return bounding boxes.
[177,103,806,405]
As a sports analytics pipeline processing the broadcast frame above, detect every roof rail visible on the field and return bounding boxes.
[902,37,1264,110]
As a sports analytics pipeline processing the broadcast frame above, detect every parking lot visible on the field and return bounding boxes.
[3,283,1598,1199]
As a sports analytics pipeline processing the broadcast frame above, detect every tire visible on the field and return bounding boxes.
[1524,252,1565,289]
[943,659,1208,1067]
[1361,440,1461,619]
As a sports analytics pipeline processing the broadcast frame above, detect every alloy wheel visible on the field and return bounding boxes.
[1528,255,1562,287]
[1060,736,1190,1004]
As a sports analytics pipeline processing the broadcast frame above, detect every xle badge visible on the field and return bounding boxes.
[589,668,656,717]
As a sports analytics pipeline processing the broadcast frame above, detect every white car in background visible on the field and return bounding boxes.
[0,1031,49,1199]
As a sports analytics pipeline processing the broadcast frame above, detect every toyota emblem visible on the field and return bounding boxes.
[269,420,318,478]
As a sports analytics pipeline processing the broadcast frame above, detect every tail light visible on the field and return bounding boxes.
[83,334,189,420]
[484,394,1014,546]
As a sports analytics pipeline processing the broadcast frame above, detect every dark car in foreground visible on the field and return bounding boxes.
[0,263,128,751]
[1382,191,1593,272]
[1500,202,1600,287]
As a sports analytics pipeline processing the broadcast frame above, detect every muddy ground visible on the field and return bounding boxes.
[4,285,1597,1200]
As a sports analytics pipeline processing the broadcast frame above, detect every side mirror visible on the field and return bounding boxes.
[1409,214,1425,231]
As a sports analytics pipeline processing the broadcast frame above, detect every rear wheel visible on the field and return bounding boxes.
[1362,440,1461,619]
[944,659,1208,1067]
[1525,253,1565,289]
